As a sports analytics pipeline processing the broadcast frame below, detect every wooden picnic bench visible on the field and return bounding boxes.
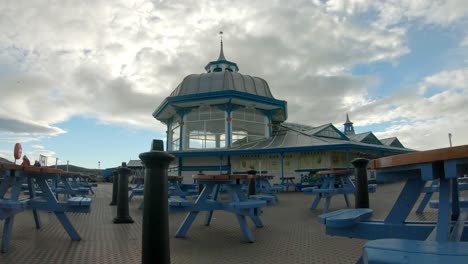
[319,145,468,263]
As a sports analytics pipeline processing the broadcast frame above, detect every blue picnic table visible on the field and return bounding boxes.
[319,145,468,263]
[0,163,91,253]
[303,169,376,213]
[175,174,267,242]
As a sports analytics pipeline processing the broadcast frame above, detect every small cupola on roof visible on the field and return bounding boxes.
[204,32,239,73]
[343,113,355,136]
[153,34,288,152]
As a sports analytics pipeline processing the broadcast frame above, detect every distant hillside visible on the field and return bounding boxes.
[49,164,102,175]
[0,157,13,164]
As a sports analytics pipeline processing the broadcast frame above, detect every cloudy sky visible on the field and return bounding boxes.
[1,0,467,168]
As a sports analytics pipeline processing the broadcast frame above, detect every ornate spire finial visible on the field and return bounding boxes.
[218,31,226,61]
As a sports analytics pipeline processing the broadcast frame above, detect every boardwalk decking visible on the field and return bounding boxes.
[0,181,441,264]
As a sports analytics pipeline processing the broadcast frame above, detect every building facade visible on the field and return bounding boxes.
[153,42,411,182]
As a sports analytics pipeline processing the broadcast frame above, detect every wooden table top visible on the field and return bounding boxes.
[256,175,274,179]
[317,169,353,175]
[192,174,255,180]
[370,145,468,169]
[168,176,184,181]
[0,162,81,176]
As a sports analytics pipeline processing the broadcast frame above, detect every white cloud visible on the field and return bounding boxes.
[0,0,467,153]
[319,0,468,28]
[353,68,468,150]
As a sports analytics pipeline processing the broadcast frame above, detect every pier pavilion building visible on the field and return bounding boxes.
[152,42,411,182]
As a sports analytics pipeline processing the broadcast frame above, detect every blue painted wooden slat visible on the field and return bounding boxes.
[364,239,468,264]
[319,208,373,228]
[229,200,266,209]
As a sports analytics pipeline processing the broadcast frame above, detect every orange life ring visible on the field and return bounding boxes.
[14,143,22,160]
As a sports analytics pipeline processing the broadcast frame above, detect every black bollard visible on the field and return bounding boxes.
[109,170,119,206]
[113,163,134,223]
[139,139,175,264]
[197,171,205,194]
[247,168,257,196]
[352,158,370,208]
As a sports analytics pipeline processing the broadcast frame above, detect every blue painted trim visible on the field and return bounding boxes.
[153,90,287,121]
[227,108,232,147]
[205,60,239,71]
[166,122,171,151]
[168,143,411,158]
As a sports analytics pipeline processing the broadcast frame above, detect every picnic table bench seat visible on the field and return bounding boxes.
[429,197,468,209]
[319,208,373,228]
[168,197,193,207]
[249,194,276,205]
[0,199,30,210]
[128,188,144,201]
[363,239,468,264]
[23,190,44,196]
[66,197,92,213]
[229,199,266,217]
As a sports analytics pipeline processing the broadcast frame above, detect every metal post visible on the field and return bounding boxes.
[109,170,118,206]
[352,158,370,208]
[247,168,257,196]
[197,171,205,195]
[139,139,175,264]
[113,163,134,223]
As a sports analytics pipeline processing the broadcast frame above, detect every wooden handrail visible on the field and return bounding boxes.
[370,145,468,169]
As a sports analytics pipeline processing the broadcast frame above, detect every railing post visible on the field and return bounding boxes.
[139,139,175,264]
[352,158,370,208]
[109,170,118,206]
[247,168,257,196]
[113,163,134,223]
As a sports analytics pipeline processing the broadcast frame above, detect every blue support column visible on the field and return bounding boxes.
[166,121,171,151]
[280,153,284,179]
[226,107,232,147]
[178,157,182,177]
[228,156,232,174]
[267,111,273,138]
[346,147,350,170]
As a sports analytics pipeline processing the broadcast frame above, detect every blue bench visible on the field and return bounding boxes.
[23,191,44,196]
[429,197,468,209]
[249,194,276,205]
[66,197,91,213]
[363,239,468,264]
[0,199,30,210]
[129,188,144,201]
[168,197,193,207]
[319,208,373,228]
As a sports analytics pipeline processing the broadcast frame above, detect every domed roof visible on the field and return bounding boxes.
[170,71,275,99]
